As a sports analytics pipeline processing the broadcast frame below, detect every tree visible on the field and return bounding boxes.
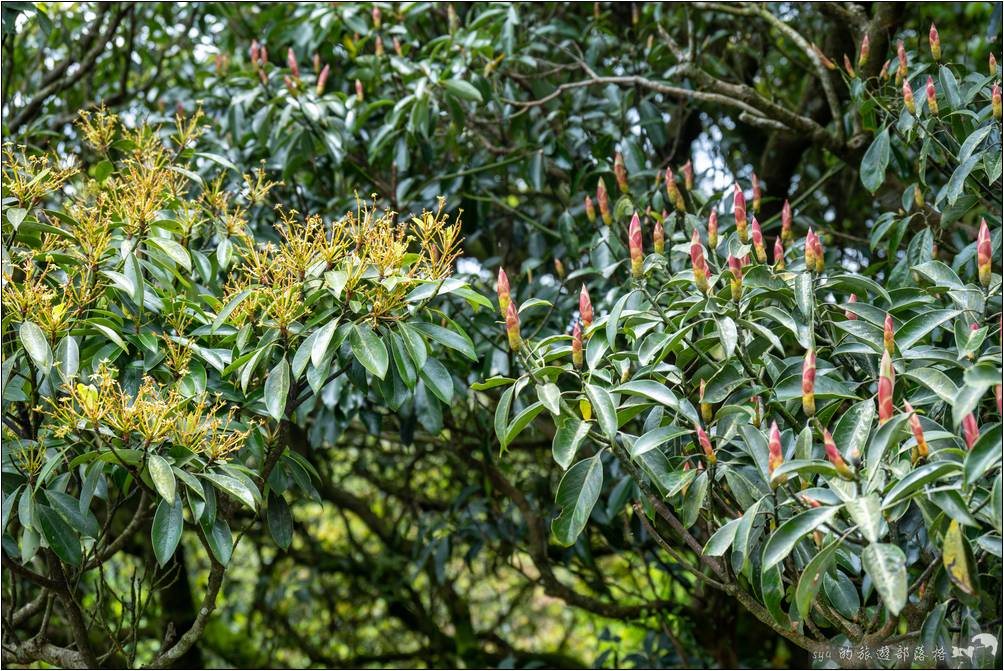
[2,2,1001,668]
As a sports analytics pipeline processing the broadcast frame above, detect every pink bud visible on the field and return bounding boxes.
[858,34,870,68]
[773,236,785,270]
[287,47,300,78]
[878,350,895,424]
[824,428,854,478]
[695,424,716,465]
[316,65,330,96]
[372,5,382,29]
[707,210,719,250]
[926,76,938,115]
[751,172,762,213]
[728,255,743,302]
[614,151,629,194]
[597,178,611,225]
[579,285,594,330]
[963,413,979,450]
[682,160,694,191]
[629,213,643,278]
[768,421,783,478]
[497,268,511,315]
[250,40,261,66]
[994,82,1002,120]
[897,40,908,80]
[691,229,710,294]
[884,314,895,355]
[505,301,521,351]
[929,23,941,61]
[653,218,665,254]
[733,183,748,243]
[375,35,385,57]
[904,402,928,460]
[781,199,793,242]
[843,53,856,78]
[903,79,915,114]
[571,321,583,368]
[978,218,992,287]
[991,53,999,77]
[584,195,596,223]
[845,294,858,320]
[751,217,766,263]
[802,349,816,416]
[804,229,817,271]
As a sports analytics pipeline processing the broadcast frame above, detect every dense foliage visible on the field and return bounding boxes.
[2,2,1002,669]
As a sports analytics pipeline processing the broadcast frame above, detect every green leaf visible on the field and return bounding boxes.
[536,383,561,416]
[762,506,841,571]
[419,357,453,404]
[267,492,293,550]
[264,357,290,421]
[210,289,252,333]
[630,424,689,458]
[845,494,884,543]
[36,504,81,566]
[54,335,79,384]
[682,470,709,528]
[881,461,959,508]
[410,321,476,360]
[795,537,842,620]
[862,543,907,615]
[147,454,177,503]
[965,423,1003,486]
[551,455,603,546]
[442,78,483,103]
[860,127,890,193]
[703,517,742,556]
[350,324,389,379]
[903,368,958,405]
[504,401,545,447]
[585,384,618,441]
[202,516,233,565]
[794,272,813,319]
[147,237,192,271]
[832,400,874,464]
[606,291,632,347]
[201,473,258,511]
[942,520,975,595]
[19,321,51,371]
[896,309,959,350]
[553,417,591,470]
[151,495,184,567]
[941,155,979,207]
[311,318,340,368]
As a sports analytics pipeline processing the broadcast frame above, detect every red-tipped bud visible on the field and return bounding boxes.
[584,195,596,223]
[733,183,748,243]
[315,64,331,95]
[496,268,512,317]
[878,350,895,424]
[844,54,856,78]
[554,258,566,280]
[375,35,385,57]
[993,82,1002,120]
[287,47,300,79]
[996,385,1002,415]
[505,301,521,351]
[781,200,793,243]
[896,40,908,83]
[774,236,785,270]
[653,218,665,254]
[393,36,403,56]
[768,420,784,479]
[811,43,837,70]
[707,210,719,250]
[665,167,684,211]
[691,229,710,294]
[845,294,858,320]
[962,413,979,449]
[926,76,939,115]
[579,285,594,330]
[884,314,895,355]
[904,402,929,463]
[614,151,629,194]
[802,349,816,416]
[683,160,694,191]
[372,5,382,29]
[751,217,766,263]
[929,23,941,61]
[903,79,916,114]
[751,172,762,213]
[804,229,817,271]
[571,321,584,368]
[880,58,891,80]
[695,424,716,466]
[284,74,296,95]
[728,255,743,302]
[700,379,712,423]
[812,231,825,273]
[858,34,870,69]
[597,178,611,225]
[978,218,992,287]
[991,53,999,77]
[250,40,261,69]
[629,213,643,278]
[824,428,854,479]
[312,53,321,74]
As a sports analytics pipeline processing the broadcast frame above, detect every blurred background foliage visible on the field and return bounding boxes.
[2,2,1001,668]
